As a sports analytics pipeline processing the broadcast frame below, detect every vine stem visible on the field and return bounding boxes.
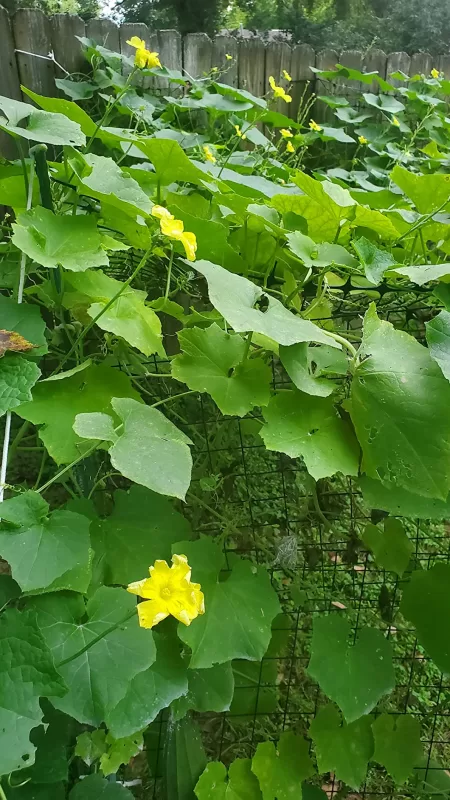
[37,442,99,494]
[0,781,7,800]
[56,608,137,668]
[0,157,35,506]
[325,331,358,359]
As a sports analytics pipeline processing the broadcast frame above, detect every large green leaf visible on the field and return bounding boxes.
[107,629,187,738]
[0,609,67,776]
[359,475,450,519]
[400,564,450,674]
[362,517,413,577]
[279,343,338,397]
[307,615,395,721]
[391,165,450,213]
[0,294,47,356]
[69,774,134,799]
[349,304,450,500]
[30,587,155,727]
[309,705,373,789]
[74,397,193,500]
[0,491,91,593]
[172,662,234,720]
[251,732,314,800]
[175,539,280,669]
[0,94,85,146]
[168,202,247,273]
[261,391,359,480]
[66,270,164,357]
[372,713,423,784]
[92,485,192,585]
[353,236,396,285]
[286,231,357,268]
[392,263,450,285]
[135,138,212,186]
[426,310,450,380]
[194,260,339,348]
[273,173,355,242]
[12,207,109,272]
[196,759,262,800]
[99,731,143,776]
[29,706,73,785]
[17,363,140,465]
[0,354,40,417]
[77,154,152,217]
[172,325,271,416]
[164,715,207,800]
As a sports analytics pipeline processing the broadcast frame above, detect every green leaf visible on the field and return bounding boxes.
[194,260,339,348]
[0,354,41,417]
[69,774,134,799]
[363,93,404,114]
[172,325,271,416]
[426,310,450,380]
[8,783,66,799]
[0,294,47,356]
[309,705,373,789]
[164,715,207,800]
[360,475,450,519]
[0,94,85,146]
[92,485,192,586]
[349,304,450,500]
[74,397,193,500]
[17,363,140,465]
[196,759,263,799]
[29,706,72,784]
[107,628,188,738]
[65,271,164,357]
[0,491,91,593]
[391,165,450,213]
[392,263,450,285]
[279,343,337,397]
[261,391,359,480]
[75,729,107,767]
[167,202,247,273]
[172,662,234,720]
[320,126,355,143]
[135,138,212,186]
[176,539,280,669]
[400,564,450,674]
[251,732,314,800]
[0,574,20,606]
[55,78,96,100]
[77,154,152,217]
[286,231,357,269]
[307,615,395,721]
[100,731,143,776]
[372,713,423,784]
[0,608,66,776]
[362,517,413,577]
[12,207,109,272]
[30,587,155,727]
[353,236,396,285]
[273,174,355,242]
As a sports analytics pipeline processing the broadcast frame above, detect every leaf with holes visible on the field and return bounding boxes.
[0,329,34,356]
[0,294,47,356]
[307,615,395,721]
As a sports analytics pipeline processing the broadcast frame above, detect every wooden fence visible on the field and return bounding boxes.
[1,6,450,117]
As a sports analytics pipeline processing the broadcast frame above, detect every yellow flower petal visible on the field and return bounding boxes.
[269,75,276,91]
[286,140,295,153]
[152,205,174,221]
[160,217,184,238]
[137,599,169,629]
[358,135,368,145]
[226,53,233,60]
[127,36,146,50]
[309,119,322,132]
[280,128,293,138]
[134,48,148,69]
[145,51,161,69]
[282,69,292,82]
[392,116,400,127]
[203,145,216,163]
[431,67,440,79]
[180,231,197,261]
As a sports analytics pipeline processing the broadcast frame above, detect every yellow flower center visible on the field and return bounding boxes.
[161,586,172,598]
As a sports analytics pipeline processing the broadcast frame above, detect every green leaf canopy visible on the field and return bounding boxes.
[310,705,373,789]
[400,564,450,674]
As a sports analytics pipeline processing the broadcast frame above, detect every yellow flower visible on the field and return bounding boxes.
[281,128,293,138]
[282,69,292,82]
[226,53,233,61]
[309,119,322,132]
[128,554,205,629]
[392,116,400,127]
[286,140,295,153]
[126,36,161,69]
[234,124,247,140]
[358,135,368,145]
[203,145,216,163]
[431,67,440,79]
[160,216,198,261]
[269,75,292,103]
[151,205,174,221]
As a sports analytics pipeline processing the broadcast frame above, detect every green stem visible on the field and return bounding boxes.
[37,442,99,494]
[187,492,243,540]
[241,331,253,362]
[0,782,7,800]
[83,68,137,154]
[396,197,450,243]
[16,140,29,199]
[326,331,358,359]
[56,608,137,667]
[151,391,195,409]
[52,247,152,375]
[165,245,174,300]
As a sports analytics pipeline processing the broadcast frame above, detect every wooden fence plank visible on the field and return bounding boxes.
[363,48,387,93]
[265,40,291,115]
[183,32,212,80]
[119,21,151,88]
[51,14,85,78]
[315,49,338,122]
[86,18,120,51]
[339,49,363,97]
[13,8,55,98]
[439,54,450,79]
[410,52,433,77]
[289,43,314,122]
[238,36,265,97]
[386,51,411,85]
[156,29,182,91]
[0,5,21,158]
[212,33,238,86]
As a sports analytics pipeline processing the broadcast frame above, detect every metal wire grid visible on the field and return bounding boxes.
[137,285,450,799]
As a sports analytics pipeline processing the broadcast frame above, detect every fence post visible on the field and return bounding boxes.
[290,43,315,123]
[338,49,363,99]
[157,29,182,92]
[51,13,85,83]
[183,32,213,80]
[363,49,387,93]
[439,54,450,79]
[265,39,292,115]
[212,33,238,87]
[386,51,411,85]
[0,5,21,158]
[238,36,265,97]
[120,21,154,89]
[314,49,339,122]
[410,52,433,77]
[86,18,120,51]
[13,8,55,98]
